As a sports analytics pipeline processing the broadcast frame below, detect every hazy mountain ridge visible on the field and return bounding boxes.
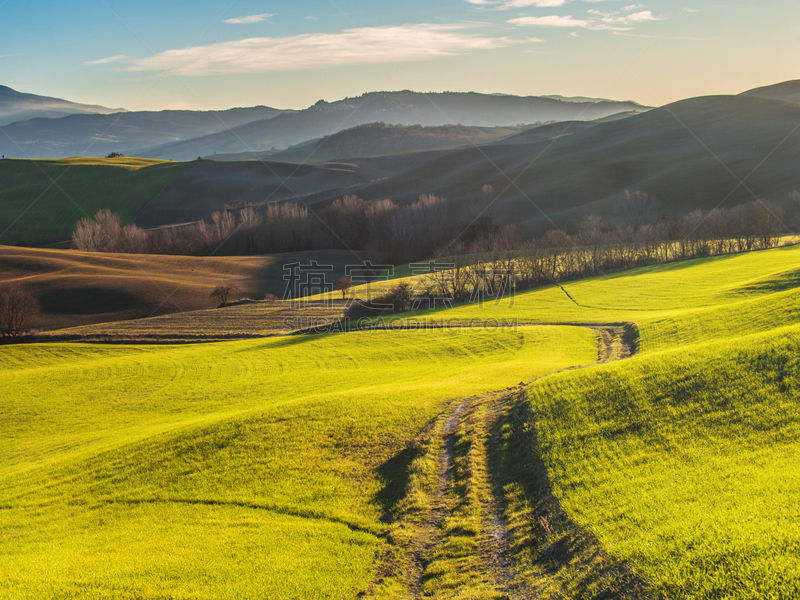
[261,123,527,163]
[134,91,648,161]
[0,106,288,159]
[741,79,800,103]
[0,85,123,127]
[337,94,800,232]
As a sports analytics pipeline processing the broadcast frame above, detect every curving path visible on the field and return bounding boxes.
[395,324,635,599]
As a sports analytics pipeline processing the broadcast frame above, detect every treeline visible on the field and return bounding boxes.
[423,198,789,303]
[72,193,792,278]
[72,194,480,264]
[341,198,790,319]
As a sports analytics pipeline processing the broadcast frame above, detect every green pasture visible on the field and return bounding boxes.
[0,327,597,599]
[0,158,191,244]
[387,244,800,347]
[4,243,800,597]
[527,326,800,598]
[360,244,800,596]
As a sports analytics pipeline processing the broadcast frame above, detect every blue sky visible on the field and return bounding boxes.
[1,1,798,111]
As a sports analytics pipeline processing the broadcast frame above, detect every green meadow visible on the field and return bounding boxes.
[0,327,597,599]
[3,244,800,597]
[0,158,191,243]
[422,245,800,597]
[528,327,800,599]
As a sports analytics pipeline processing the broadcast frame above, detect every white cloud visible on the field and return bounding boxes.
[606,10,662,24]
[508,15,592,27]
[468,0,623,7]
[612,30,654,38]
[129,24,512,75]
[85,55,130,65]
[223,13,275,25]
[504,0,568,6]
[510,6,662,30]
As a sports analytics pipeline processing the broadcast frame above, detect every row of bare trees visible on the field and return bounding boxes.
[73,194,474,264]
[72,190,790,279]
[420,199,788,303]
[338,199,789,319]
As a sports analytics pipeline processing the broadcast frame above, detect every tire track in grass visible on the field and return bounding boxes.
[407,400,470,598]
[376,325,635,599]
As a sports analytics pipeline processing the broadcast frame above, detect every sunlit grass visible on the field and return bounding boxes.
[6,243,800,597]
[527,326,800,598]
[0,327,597,599]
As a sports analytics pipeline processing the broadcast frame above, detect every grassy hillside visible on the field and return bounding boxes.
[370,244,800,597]
[4,244,800,597]
[0,326,598,599]
[345,95,800,229]
[526,327,800,598]
[0,158,191,243]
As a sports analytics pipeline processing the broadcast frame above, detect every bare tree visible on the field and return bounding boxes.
[578,215,607,275]
[389,282,414,313]
[210,285,238,306]
[616,190,660,227]
[337,276,353,299]
[0,284,37,337]
[752,199,784,249]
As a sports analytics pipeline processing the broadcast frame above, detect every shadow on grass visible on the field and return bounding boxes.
[233,332,324,352]
[495,392,652,599]
[730,268,800,295]
[374,440,424,523]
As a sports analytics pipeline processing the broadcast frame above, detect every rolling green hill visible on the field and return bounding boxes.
[3,244,800,597]
[379,244,800,597]
[0,157,191,244]
[0,326,598,599]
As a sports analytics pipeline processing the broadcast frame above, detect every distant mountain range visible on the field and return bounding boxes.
[0,87,646,160]
[3,80,800,245]
[0,85,123,127]
[0,106,287,159]
[133,82,800,232]
[137,91,647,161]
